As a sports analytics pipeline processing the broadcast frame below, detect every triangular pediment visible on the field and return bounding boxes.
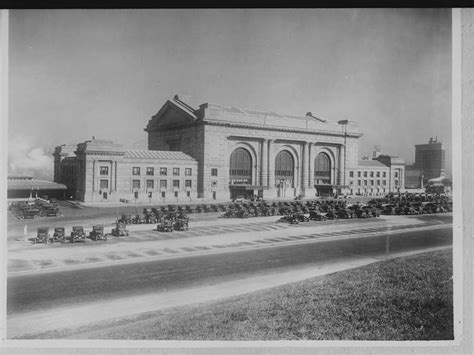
[146,100,197,132]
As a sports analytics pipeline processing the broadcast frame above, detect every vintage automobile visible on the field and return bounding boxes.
[336,209,355,219]
[157,219,174,232]
[309,210,328,221]
[119,214,132,224]
[131,214,145,224]
[174,218,189,231]
[89,225,107,241]
[51,227,66,243]
[34,227,49,244]
[70,226,86,243]
[111,222,129,237]
[294,213,310,222]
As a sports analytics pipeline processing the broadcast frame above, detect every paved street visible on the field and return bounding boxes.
[6,212,452,338]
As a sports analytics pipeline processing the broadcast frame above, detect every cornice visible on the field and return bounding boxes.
[204,120,363,138]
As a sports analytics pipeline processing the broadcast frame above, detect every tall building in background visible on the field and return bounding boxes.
[414,137,446,183]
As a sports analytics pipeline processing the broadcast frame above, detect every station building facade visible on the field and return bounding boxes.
[54,95,405,203]
[145,95,365,201]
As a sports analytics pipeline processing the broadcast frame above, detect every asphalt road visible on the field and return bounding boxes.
[7,226,452,316]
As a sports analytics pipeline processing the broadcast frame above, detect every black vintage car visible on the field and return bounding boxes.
[111,222,129,237]
[70,226,86,243]
[157,219,174,232]
[89,225,107,241]
[35,227,49,244]
[51,227,66,243]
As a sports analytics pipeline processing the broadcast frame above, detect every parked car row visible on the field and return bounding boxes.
[221,194,452,220]
[33,223,129,244]
[9,199,60,220]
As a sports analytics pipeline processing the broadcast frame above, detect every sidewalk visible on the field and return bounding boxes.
[8,215,450,275]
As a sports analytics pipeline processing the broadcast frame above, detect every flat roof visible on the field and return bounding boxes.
[7,179,67,191]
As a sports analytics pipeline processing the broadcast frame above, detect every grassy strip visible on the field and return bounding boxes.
[32,249,453,340]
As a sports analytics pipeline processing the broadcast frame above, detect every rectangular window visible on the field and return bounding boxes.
[376,171,380,178]
[160,167,167,176]
[349,171,354,178]
[187,191,191,197]
[349,180,353,186]
[132,167,140,176]
[211,168,218,176]
[185,168,192,176]
[100,179,109,189]
[370,171,374,177]
[370,180,374,186]
[394,171,399,178]
[173,180,180,188]
[160,180,167,189]
[100,166,109,175]
[394,179,399,186]
[146,167,154,176]
[357,171,361,177]
[377,180,381,186]
[363,171,367,177]
[382,180,387,186]
[173,168,180,176]
[161,191,166,198]
[185,180,192,188]
[364,180,368,186]
[382,172,386,177]
[146,180,154,189]
[358,180,361,186]
[174,191,178,198]
[132,179,140,189]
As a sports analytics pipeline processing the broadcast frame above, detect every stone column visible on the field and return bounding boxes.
[308,143,314,187]
[268,140,274,187]
[92,159,96,192]
[305,143,316,198]
[261,139,267,187]
[301,142,309,189]
[267,139,277,198]
[338,145,344,186]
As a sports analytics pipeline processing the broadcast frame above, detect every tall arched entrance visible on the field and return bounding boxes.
[275,150,295,198]
[314,152,332,197]
[229,147,253,199]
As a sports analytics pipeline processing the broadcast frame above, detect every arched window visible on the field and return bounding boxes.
[275,150,294,185]
[229,148,252,184]
[314,152,331,184]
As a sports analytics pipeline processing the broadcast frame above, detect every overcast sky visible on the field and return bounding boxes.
[8,9,452,179]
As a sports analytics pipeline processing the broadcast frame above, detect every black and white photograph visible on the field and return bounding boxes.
[1,8,470,351]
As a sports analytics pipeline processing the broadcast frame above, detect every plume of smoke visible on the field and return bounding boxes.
[8,136,53,181]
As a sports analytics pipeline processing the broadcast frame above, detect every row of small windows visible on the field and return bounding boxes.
[129,179,193,189]
[350,180,387,186]
[350,179,399,187]
[100,166,193,177]
[349,171,387,178]
[132,167,192,176]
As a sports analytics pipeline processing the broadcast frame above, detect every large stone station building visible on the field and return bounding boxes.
[54,95,404,203]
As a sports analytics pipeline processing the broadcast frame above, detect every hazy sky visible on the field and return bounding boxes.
[8,9,452,179]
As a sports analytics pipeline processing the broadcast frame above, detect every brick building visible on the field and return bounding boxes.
[414,137,446,182]
[54,95,405,203]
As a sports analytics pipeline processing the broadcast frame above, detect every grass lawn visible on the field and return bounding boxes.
[39,248,454,340]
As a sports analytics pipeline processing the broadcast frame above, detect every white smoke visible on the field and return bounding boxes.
[8,136,54,180]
